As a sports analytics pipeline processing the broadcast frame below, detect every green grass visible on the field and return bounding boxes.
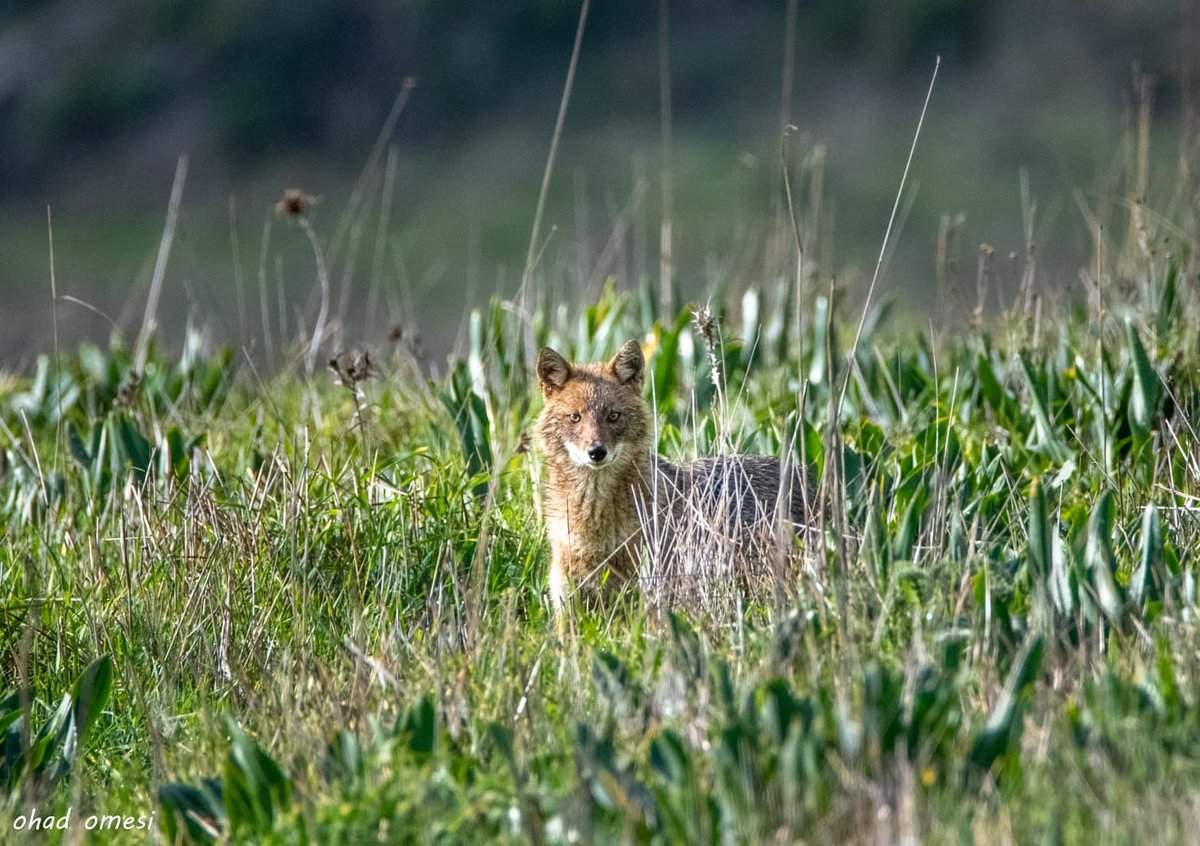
[3,131,1200,845]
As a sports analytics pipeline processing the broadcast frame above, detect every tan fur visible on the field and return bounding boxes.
[535,340,813,613]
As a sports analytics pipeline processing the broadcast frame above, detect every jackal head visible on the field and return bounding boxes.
[535,339,650,470]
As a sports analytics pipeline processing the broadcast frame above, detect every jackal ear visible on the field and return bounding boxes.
[608,339,644,386]
[536,347,572,393]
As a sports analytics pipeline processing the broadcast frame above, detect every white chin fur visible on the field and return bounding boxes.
[565,441,623,469]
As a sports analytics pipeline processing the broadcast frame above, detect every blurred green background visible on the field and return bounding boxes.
[0,0,1192,368]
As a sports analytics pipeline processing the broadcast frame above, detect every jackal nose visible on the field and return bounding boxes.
[587,442,608,463]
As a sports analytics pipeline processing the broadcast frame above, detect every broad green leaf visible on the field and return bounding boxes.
[71,655,113,748]
[1125,321,1159,435]
[115,414,152,482]
[1049,529,1074,615]
[1027,480,1051,577]
[1020,355,1072,464]
[327,729,364,784]
[67,422,91,467]
[440,363,493,496]
[157,779,224,844]
[401,694,436,758]
[808,295,831,385]
[1157,262,1179,337]
[1027,479,1055,625]
[975,353,1015,423]
[224,719,290,835]
[969,635,1044,772]
[486,721,518,782]
[31,694,73,774]
[164,427,188,480]
[1130,504,1163,605]
[1083,491,1123,622]
[649,729,692,784]
[891,485,926,562]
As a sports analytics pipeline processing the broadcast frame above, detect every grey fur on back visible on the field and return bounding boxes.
[636,454,816,609]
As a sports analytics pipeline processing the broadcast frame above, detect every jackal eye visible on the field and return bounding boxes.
[607,411,621,423]
[568,412,581,423]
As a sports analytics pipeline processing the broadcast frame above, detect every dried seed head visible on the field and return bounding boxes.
[692,305,722,389]
[114,371,142,410]
[328,349,375,390]
[692,305,716,346]
[276,188,315,218]
[351,350,373,382]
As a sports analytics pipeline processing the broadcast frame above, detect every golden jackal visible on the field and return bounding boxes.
[535,339,813,612]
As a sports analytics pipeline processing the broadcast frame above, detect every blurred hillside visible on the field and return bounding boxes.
[0,0,1194,367]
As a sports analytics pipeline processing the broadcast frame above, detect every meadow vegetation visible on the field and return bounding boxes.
[3,115,1200,844]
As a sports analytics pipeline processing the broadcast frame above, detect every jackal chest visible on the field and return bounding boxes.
[543,485,644,579]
